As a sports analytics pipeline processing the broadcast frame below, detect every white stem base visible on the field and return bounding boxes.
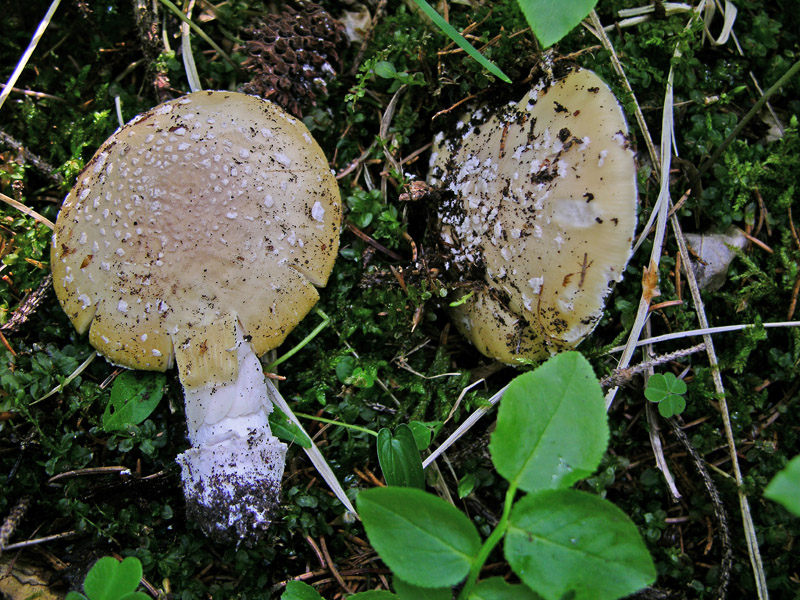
[176,323,287,542]
[176,426,286,542]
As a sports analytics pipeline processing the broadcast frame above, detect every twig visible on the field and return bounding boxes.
[0,496,31,552]
[0,274,52,335]
[646,401,682,499]
[0,130,62,184]
[423,384,508,469]
[46,465,133,485]
[0,83,64,102]
[1,530,78,551]
[346,223,404,261]
[600,343,706,387]
[587,11,659,169]
[320,536,353,595]
[669,419,732,597]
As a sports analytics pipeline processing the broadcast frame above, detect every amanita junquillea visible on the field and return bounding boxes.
[428,68,637,362]
[51,91,342,541]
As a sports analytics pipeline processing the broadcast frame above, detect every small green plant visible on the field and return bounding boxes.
[66,556,149,600]
[282,352,655,600]
[644,372,687,418]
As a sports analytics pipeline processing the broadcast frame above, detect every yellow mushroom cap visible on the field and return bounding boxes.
[428,69,637,363]
[51,91,341,387]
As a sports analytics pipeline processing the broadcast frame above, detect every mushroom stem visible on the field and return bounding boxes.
[176,321,287,542]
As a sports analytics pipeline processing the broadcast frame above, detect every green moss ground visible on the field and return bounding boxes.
[2,1,800,598]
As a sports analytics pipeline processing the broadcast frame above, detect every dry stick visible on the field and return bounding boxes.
[0,496,30,552]
[599,342,706,387]
[0,129,63,184]
[0,274,52,335]
[606,321,800,353]
[1,530,78,552]
[671,212,768,598]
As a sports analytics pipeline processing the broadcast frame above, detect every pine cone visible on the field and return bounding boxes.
[239,2,348,118]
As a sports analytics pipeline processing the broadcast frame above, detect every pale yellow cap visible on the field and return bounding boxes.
[429,69,637,363]
[52,91,341,388]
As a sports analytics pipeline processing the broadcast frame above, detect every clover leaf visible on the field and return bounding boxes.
[644,373,687,418]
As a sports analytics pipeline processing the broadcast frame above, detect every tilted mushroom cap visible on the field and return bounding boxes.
[428,68,637,363]
[51,91,341,388]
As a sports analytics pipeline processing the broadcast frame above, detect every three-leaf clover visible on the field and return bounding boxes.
[645,373,687,418]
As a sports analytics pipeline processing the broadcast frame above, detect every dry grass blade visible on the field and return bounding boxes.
[0,191,54,230]
[0,0,61,113]
[422,384,508,469]
[265,380,358,518]
[605,322,800,353]
[670,212,769,598]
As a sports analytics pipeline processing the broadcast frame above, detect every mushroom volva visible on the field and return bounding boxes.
[428,68,637,363]
[51,91,341,541]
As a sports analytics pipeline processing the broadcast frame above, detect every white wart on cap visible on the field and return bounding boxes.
[51,90,341,387]
[429,68,637,363]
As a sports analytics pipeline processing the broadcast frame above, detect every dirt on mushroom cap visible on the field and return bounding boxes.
[51,91,341,387]
[429,68,637,363]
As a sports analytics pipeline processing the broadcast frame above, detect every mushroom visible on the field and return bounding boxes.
[50,90,342,541]
[428,68,637,363]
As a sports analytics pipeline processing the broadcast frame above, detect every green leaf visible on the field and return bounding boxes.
[270,408,313,448]
[374,61,397,79]
[657,394,686,418]
[469,577,543,600]
[83,556,143,600]
[410,0,511,83]
[102,372,166,432]
[358,486,482,588]
[489,352,608,492]
[282,580,323,600]
[645,373,687,418]
[516,0,598,48]
[765,454,800,516]
[66,594,89,600]
[407,420,434,450]
[457,473,476,499]
[644,373,686,402]
[393,578,451,600]
[377,425,425,488]
[348,593,398,599]
[505,489,656,600]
